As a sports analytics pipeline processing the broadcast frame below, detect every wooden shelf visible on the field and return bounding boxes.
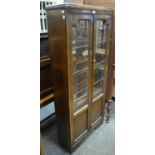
[72,44,88,50]
[94,60,105,67]
[74,67,88,75]
[73,57,88,65]
[40,93,54,108]
[94,78,104,85]
[96,48,105,55]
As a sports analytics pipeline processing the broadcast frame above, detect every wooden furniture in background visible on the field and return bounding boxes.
[40,34,54,108]
[84,0,114,8]
[47,4,113,152]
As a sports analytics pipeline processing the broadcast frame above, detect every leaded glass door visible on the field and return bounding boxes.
[72,19,90,112]
[67,14,93,142]
[91,14,112,126]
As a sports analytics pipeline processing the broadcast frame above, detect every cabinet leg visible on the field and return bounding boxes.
[104,100,112,123]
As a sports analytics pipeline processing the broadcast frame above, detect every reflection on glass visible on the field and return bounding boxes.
[72,20,90,112]
[93,20,107,98]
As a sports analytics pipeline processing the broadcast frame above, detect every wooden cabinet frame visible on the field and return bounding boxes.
[47,4,113,152]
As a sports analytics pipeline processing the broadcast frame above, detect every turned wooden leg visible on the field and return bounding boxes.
[104,100,112,123]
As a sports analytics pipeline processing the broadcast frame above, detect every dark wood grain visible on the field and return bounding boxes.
[47,9,72,150]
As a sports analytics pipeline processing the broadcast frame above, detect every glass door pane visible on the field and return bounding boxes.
[71,20,90,112]
[93,20,107,98]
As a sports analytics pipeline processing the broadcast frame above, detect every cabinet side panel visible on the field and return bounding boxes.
[47,9,71,149]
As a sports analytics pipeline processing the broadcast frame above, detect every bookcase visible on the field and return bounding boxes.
[47,4,113,152]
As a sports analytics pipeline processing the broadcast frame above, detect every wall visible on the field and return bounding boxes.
[64,0,84,4]
[84,0,115,8]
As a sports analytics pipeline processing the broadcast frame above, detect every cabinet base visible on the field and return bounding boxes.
[62,117,103,153]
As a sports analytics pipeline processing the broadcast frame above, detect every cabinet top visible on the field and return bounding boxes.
[46,3,113,12]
